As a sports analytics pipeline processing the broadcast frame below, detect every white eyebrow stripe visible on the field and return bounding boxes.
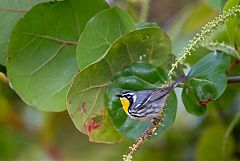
[122,92,134,96]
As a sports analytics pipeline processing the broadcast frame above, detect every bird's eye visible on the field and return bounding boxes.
[127,95,131,99]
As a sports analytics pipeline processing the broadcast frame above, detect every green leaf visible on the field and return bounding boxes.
[182,86,207,116]
[77,7,136,70]
[7,0,109,111]
[224,0,240,52]
[202,42,240,59]
[182,52,231,115]
[0,0,48,66]
[67,28,172,142]
[107,61,177,140]
[67,60,123,143]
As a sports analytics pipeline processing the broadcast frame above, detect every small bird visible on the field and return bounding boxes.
[117,76,187,120]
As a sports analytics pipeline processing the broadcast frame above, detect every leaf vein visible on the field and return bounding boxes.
[122,42,133,62]
[22,32,77,45]
[71,82,110,95]
[82,88,101,125]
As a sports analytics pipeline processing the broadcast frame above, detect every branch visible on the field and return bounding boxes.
[123,110,165,161]
[227,76,240,84]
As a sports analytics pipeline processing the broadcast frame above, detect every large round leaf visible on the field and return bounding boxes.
[67,27,172,142]
[182,85,206,116]
[107,62,177,140]
[77,7,136,70]
[182,52,231,115]
[7,0,109,111]
[0,0,48,65]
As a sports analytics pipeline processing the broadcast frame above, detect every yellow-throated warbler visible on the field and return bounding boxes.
[117,76,187,120]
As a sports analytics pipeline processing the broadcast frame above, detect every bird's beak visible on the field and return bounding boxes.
[116,94,122,97]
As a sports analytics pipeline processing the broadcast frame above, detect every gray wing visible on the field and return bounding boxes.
[132,87,172,110]
[129,89,170,119]
[143,75,187,104]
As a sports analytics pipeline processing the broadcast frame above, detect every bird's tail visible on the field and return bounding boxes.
[170,75,188,89]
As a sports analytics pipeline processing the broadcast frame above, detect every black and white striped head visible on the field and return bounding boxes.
[117,90,137,115]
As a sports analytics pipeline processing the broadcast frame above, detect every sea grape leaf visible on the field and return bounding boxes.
[203,42,240,59]
[224,0,240,52]
[0,0,48,65]
[182,52,231,115]
[182,85,207,116]
[7,0,109,111]
[107,61,177,140]
[77,7,136,70]
[67,27,172,142]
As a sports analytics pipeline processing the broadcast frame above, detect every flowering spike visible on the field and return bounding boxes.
[167,5,240,82]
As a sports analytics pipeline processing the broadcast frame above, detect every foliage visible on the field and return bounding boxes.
[107,62,177,140]
[0,0,240,161]
[67,27,171,142]
[182,52,231,115]
[0,0,48,66]
[7,0,109,111]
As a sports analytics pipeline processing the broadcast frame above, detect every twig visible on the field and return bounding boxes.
[123,111,165,161]
[227,76,240,84]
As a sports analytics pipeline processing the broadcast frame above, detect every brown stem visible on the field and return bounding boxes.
[234,60,240,64]
[228,76,240,84]
[123,114,165,161]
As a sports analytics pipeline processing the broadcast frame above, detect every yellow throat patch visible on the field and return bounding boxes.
[120,97,130,115]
